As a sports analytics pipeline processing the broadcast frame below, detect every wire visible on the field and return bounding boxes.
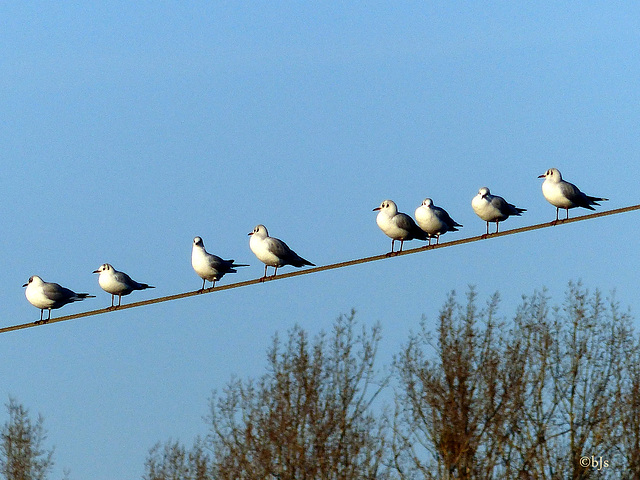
[2,204,639,335]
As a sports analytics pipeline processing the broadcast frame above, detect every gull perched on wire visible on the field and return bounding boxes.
[248,224,314,279]
[472,187,526,235]
[374,199,428,253]
[23,275,95,324]
[192,236,248,291]
[93,263,154,307]
[538,167,608,221]
[415,198,462,245]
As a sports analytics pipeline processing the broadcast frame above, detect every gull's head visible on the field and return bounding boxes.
[93,263,113,274]
[193,236,204,248]
[373,200,397,215]
[478,187,490,198]
[23,275,43,287]
[421,198,433,207]
[249,224,268,238]
[538,167,561,181]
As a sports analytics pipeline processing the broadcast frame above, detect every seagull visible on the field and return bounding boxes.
[374,199,428,253]
[471,187,526,235]
[192,236,248,290]
[248,224,314,279]
[23,275,95,324]
[538,167,608,221]
[414,198,463,245]
[93,263,154,307]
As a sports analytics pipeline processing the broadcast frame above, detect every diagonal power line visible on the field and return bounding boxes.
[2,204,639,335]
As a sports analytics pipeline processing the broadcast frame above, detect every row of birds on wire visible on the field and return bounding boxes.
[22,167,608,324]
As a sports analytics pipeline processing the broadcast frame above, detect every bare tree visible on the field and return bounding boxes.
[620,334,640,479]
[206,311,391,480]
[0,398,54,480]
[143,438,210,480]
[143,284,640,480]
[393,289,527,479]
[393,284,640,480]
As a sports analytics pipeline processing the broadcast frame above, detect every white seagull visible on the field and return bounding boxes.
[93,263,154,307]
[374,199,428,253]
[471,187,526,234]
[414,198,463,245]
[191,236,248,290]
[23,275,95,324]
[538,167,608,221]
[248,224,314,279]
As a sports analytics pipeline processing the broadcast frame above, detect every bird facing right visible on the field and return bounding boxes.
[538,167,608,221]
[192,236,248,290]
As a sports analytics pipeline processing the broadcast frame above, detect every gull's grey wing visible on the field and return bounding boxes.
[433,206,462,229]
[266,236,294,259]
[113,270,137,288]
[490,195,525,217]
[396,212,428,240]
[42,282,75,302]
[558,181,584,204]
[113,270,153,291]
[267,237,314,267]
[560,180,607,209]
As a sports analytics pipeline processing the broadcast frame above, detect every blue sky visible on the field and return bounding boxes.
[1,3,639,478]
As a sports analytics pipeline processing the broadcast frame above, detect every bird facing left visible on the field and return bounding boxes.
[93,263,154,308]
[23,275,95,324]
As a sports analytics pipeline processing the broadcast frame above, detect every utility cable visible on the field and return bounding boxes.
[1,204,638,335]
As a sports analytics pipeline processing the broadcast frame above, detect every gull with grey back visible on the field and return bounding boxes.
[93,263,154,307]
[248,224,314,279]
[374,199,428,253]
[415,198,462,245]
[538,167,608,221]
[192,236,248,290]
[472,187,526,235]
[23,275,95,324]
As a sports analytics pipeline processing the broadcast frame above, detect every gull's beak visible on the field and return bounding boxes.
[248,232,254,236]
[373,207,381,211]
[92,269,100,273]
[538,173,546,178]
[22,282,28,287]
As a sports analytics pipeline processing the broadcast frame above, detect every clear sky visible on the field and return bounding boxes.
[1,3,639,478]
